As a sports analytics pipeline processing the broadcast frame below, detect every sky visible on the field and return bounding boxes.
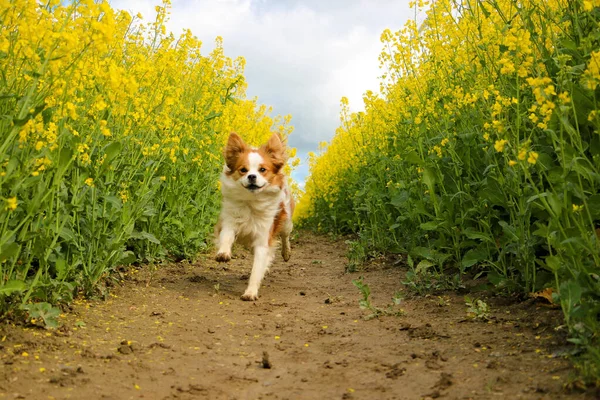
[111,0,413,186]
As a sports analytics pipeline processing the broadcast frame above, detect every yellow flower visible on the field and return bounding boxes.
[527,151,539,165]
[518,149,527,160]
[583,50,600,90]
[6,197,17,211]
[572,204,584,212]
[85,178,95,187]
[558,92,570,105]
[508,160,517,166]
[494,139,508,153]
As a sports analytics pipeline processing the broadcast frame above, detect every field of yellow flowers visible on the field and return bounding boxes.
[0,0,294,315]
[297,0,600,382]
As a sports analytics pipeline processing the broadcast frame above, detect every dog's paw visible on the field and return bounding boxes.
[215,252,231,262]
[282,250,291,262]
[240,291,258,301]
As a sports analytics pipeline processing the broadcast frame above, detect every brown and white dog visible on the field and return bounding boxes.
[214,132,294,300]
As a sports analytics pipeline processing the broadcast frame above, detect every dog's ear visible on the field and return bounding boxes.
[224,132,247,171]
[264,133,286,171]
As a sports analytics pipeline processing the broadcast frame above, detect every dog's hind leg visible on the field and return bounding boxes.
[281,232,291,262]
[280,220,293,262]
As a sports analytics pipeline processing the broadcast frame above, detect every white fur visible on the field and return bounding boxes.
[216,154,293,301]
[236,152,269,192]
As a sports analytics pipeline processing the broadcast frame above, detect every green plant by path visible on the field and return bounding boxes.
[0,1,295,321]
[298,0,600,385]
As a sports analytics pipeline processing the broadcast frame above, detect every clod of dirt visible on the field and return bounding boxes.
[118,341,135,354]
[261,351,272,369]
[149,342,172,350]
[399,323,411,331]
[425,359,442,370]
[407,325,450,340]
[432,372,453,391]
[385,364,406,379]
[431,350,448,362]
[59,365,84,375]
[208,328,216,334]
[422,390,441,399]
[188,275,208,283]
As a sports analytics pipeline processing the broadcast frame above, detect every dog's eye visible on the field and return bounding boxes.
[259,167,266,173]
[240,167,248,173]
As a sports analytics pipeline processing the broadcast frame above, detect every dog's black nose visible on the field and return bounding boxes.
[248,174,256,182]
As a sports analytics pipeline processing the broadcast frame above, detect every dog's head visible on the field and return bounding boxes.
[223,132,287,193]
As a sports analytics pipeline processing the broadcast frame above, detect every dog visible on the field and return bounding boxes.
[214,132,294,301]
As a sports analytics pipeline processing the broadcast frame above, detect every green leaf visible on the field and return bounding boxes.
[559,280,582,309]
[479,177,505,206]
[420,221,440,231]
[390,191,408,208]
[103,141,122,165]
[535,153,553,171]
[416,259,435,273]
[130,231,161,245]
[498,221,519,241]
[120,250,137,264]
[0,280,26,295]
[587,194,600,219]
[55,257,67,280]
[22,303,61,329]
[422,168,436,190]
[404,150,423,165]
[461,248,488,269]
[546,192,562,217]
[412,246,436,261]
[462,228,493,243]
[59,227,75,242]
[0,242,20,262]
[204,111,222,121]
[58,147,74,171]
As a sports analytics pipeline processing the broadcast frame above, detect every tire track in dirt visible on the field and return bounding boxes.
[0,233,592,399]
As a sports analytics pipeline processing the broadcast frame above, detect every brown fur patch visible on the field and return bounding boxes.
[224,132,250,175]
[258,133,287,188]
[285,187,296,217]
[258,133,287,172]
[269,202,288,246]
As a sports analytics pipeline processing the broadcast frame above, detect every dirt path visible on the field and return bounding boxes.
[0,233,592,400]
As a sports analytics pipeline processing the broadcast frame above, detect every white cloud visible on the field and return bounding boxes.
[111,0,412,183]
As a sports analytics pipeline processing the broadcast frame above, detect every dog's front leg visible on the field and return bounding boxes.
[241,243,272,301]
[215,225,235,262]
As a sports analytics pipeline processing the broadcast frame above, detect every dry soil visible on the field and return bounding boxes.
[0,233,595,400]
